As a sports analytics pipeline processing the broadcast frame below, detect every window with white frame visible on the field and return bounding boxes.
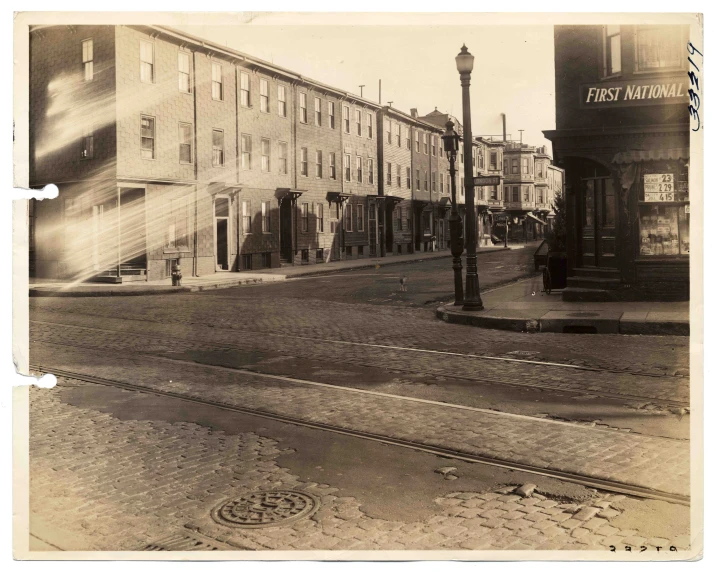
[278,141,288,174]
[260,78,270,112]
[357,204,364,231]
[406,128,412,150]
[396,164,402,187]
[635,25,684,71]
[262,201,271,232]
[512,186,520,201]
[432,135,437,156]
[80,125,94,159]
[511,158,519,174]
[299,93,307,123]
[328,101,335,129]
[178,122,192,164]
[178,51,191,93]
[301,147,308,176]
[278,85,287,117]
[82,39,93,81]
[240,72,251,107]
[416,131,421,153]
[491,186,499,200]
[604,25,622,76]
[314,98,322,126]
[490,151,498,169]
[357,156,363,183]
[387,120,392,144]
[140,40,154,83]
[140,115,155,159]
[329,152,336,179]
[344,154,351,182]
[523,186,530,202]
[242,200,252,234]
[316,150,323,178]
[212,129,225,166]
[343,105,350,133]
[301,203,309,232]
[396,124,401,147]
[522,158,530,174]
[241,134,252,170]
[317,203,324,232]
[368,158,374,184]
[439,137,444,157]
[345,204,353,232]
[212,63,223,101]
[387,162,392,186]
[356,109,362,136]
[367,113,373,138]
[261,138,270,172]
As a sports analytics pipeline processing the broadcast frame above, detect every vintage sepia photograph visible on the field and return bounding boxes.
[12,9,703,561]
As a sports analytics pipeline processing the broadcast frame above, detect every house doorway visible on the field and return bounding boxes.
[214,196,230,271]
[579,177,617,268]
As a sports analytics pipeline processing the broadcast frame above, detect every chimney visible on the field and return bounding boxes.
[502,113,507,142]
[410,108,419,118]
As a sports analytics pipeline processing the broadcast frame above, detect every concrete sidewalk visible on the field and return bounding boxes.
[28,246,507,297]
[437,274,689,336]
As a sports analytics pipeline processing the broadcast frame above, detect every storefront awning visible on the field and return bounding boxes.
[612,148,689,165]
[526,212,547,225]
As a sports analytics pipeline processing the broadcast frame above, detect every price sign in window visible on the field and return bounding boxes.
[644,173,675,202]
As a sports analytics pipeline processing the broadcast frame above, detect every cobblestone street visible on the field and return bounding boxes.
[27,252,692,554]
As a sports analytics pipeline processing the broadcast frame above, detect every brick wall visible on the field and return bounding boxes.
[30,25,118,186]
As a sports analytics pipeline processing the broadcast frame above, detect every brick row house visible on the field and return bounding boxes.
[28,24,563,283]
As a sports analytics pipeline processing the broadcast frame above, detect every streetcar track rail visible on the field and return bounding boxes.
[29,317,688,380]
[30,365,691,507]
[30,321,690,408]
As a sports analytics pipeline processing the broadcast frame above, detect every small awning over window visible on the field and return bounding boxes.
[612,148,689,165]
[527,212,547,225]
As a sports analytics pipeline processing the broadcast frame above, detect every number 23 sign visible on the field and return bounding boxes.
[644,174,675,202]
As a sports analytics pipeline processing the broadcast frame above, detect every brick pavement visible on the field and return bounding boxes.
[30,293,690,377]
[30,318,690,404]
[31,343,690,497]
[30,383,690,552]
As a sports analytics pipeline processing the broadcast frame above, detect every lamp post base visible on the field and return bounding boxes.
[462,254,484,311]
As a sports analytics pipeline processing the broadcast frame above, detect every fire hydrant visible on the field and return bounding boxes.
[171,262,182,287]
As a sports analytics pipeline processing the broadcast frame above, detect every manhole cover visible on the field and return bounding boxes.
[566,312,599,317]
[211,490,319,529]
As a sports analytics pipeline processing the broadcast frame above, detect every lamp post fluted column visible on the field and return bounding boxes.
[457,45,483,311]
[443,120,464,305]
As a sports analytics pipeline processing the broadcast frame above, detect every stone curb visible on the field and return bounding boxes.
[436,305,689,336]
[28,247,512,297]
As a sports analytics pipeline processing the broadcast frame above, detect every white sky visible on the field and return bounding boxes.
[176,19,556,151]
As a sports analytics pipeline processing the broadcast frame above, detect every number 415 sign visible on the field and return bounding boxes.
[644,173,676,202]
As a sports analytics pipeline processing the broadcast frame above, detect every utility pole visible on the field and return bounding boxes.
[379,79,381,104]
[359,85,364,97]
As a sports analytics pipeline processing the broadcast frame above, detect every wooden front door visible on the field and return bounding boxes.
[580,177,617,268]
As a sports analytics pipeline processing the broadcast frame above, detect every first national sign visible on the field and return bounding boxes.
[473,175,501,187]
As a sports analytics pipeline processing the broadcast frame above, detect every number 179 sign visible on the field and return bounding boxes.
[644,174,676,202]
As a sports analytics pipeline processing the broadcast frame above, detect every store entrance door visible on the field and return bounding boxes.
[580,177,617,268]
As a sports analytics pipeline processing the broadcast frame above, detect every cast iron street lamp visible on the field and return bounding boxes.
[456,45,484,310]
[442,120,463,305]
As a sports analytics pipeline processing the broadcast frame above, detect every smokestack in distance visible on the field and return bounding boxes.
[502,113,507,142]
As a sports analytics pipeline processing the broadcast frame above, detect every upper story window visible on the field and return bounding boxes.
[387,120,392,144]
[179,122,193,164]
[503,161,509,175]
[140,115,155,159]
[278,85,287,117]
[367,113,373,139]
[415,131,420,153]
[278,141,288,174]
[241,134,252,170]
[314,98,322,126]
[406,128,412,150]
[490,152,497,169]
[212,129,225,166]
[328,102,335,129]
[261,138,270,172]
[635,25,685,72]
[522,158,530,174]
[603,25,621,76]
[178,52,191,93]
[212,63,223,101]
[260,78,270,112]
[82,39,93,81]
[431,135,436,156]
[299,93,307,124]
[240,72,251,107]
[343,106,350,133]
[81,126,94,159]
[511,158,519,174]
[396,124,401,147]
[356,110,362,136]
[140,40,154,83]
[439,138,444,157]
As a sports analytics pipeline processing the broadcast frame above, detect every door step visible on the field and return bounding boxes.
[562,287,618,302]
